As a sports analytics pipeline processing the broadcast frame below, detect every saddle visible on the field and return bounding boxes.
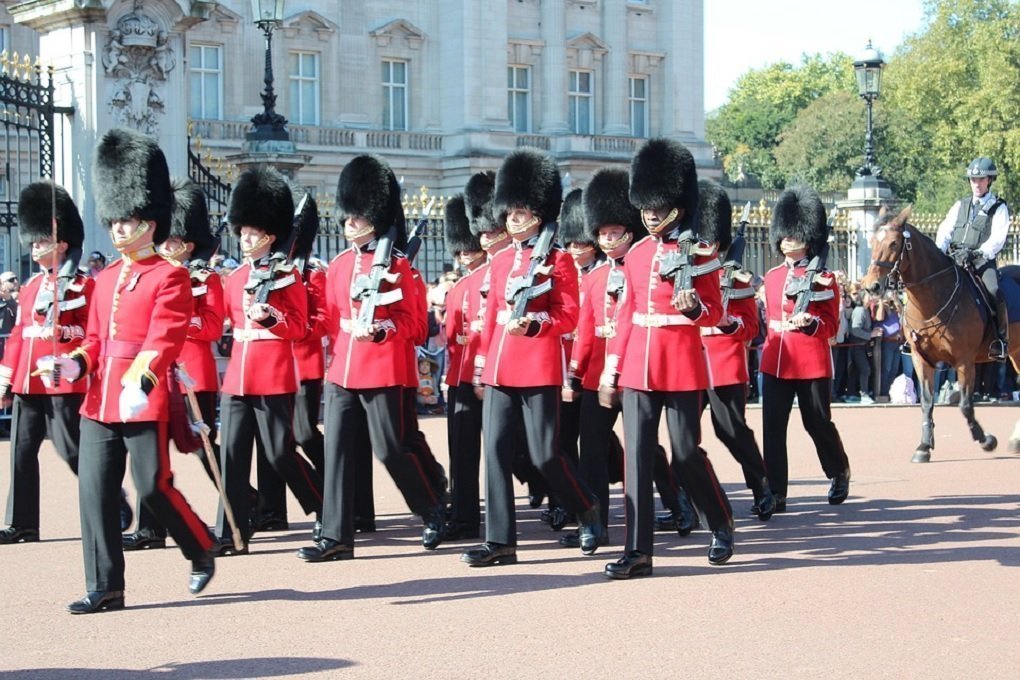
[959,263,1020,329]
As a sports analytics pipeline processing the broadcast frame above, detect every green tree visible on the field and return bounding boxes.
[706,53,855,189]
[774,91,865,192]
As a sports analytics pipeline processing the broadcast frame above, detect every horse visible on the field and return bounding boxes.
[860,204,1020,463]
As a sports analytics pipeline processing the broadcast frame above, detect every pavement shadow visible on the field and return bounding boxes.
[0,657,353,679]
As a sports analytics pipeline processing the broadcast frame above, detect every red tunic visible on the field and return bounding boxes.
[760,261,839,380]
[702,277,759,387]
[0,271,92,395]
[72,254,191,423]
[324,246,419,390]
[221,260,307,396]
[294,266,328,382]
[570,260,625,391]
[176,267,224,394]
[402,267,428,389]
[477,242,579,388]
[607,235,722,392]
[444,265,485,387]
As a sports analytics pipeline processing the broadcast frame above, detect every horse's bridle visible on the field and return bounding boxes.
[869,226,910,293]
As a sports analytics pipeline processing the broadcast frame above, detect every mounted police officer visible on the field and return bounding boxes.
[935,157,1011,360]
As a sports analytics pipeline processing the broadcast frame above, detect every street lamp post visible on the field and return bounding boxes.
[248,0,288,142]
[853,40,885,178]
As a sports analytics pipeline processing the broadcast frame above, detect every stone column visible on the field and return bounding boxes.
[601,0,629,136]
[658,0,703,141]
[837,174,897,281]
[539,0,568,135]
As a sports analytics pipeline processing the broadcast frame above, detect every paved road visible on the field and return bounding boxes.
[0,404,1018,679]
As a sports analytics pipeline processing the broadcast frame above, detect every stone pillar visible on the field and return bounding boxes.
[837,174,897,281]
[10,0,214,252]
[601,0,629,136]
[658,0,703,141]
[539,0,568,135]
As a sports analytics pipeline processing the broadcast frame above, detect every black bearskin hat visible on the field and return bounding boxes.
[336,154,404,241]
[697,179,732,252]
[93,127,173,244]
[17,182,85,249]
[629,138,699,232]
[465,171,499,236]
[444,194,481,256]
[558,189,590,246]
[493,148,562,225]
[288,184,321,265]
[228,165,294,241]
[770,185,827,256]
[583,167,644,243]
[169,178,218,262]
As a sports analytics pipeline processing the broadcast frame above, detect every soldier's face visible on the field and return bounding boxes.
[506,207,540,240]
[642,206,682,235]
[344,216,375,245]
[239,226,274,259]
[31,237,67,266]
[780,237,808,260]
[458,250,484,269]
[970,176,991,198]
[110,217,155,251]
[598,224,632,257]
[568,242,596,268]
[157,237,194,263]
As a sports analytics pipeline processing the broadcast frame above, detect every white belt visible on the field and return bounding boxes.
[769,319,799,332]
[632,312,694,328]
[562,332,574,341]
[701,327,725,337]
[469,319,484,333]
[594,323,616,339]
[233,327,278,341]
[495,310,550,326]
[456,334,469,345]
[22,325,51,339]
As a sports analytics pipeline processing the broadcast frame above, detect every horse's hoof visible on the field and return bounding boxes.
[980,434,998,452]
[1009,438,1020,455]
[911,450,931,463]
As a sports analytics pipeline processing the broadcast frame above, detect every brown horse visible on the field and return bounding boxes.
[861,205,1020,462]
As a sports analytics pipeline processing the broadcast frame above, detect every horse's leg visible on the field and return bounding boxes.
[957,362,998,452]
[913,356,936,463]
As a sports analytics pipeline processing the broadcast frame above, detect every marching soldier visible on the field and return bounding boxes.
[47,128,215,612]
[697,180,776,520]
[123,178,226,550]
[214,166,323,555]
[0,183,93,545]
[761,186,851,510]
[443,172,513,540]
[462,149,604,567]
[298,154,446,562]
[601,139,734,580]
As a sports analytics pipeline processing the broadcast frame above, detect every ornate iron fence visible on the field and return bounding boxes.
[0,52,59,277]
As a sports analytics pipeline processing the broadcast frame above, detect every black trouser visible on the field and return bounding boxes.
[482,385,594,547]
[5,393,82,529]
[255,380,325,522]
[136,391,219,538]
[976,257,1007,337]
[321,383,439,546]
[403,386,444,490]
[622,388,733,556]
[703,384,767,491]
[448,383,483,528]
[761,373,851,500]
[848,343,871,395]
[78,419,211,591]
[578,390,616,529]
[216,393,322,543]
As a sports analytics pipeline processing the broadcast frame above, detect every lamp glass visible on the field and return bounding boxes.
[251,0,285,23]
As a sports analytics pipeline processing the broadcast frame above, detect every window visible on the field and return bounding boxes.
[507,66,532,133]
[382,59,408,131]
[289,51,320,125]
[0,27,9,54]
[629,76,649,138]
[568,70,594,135]
[189,44,223,120]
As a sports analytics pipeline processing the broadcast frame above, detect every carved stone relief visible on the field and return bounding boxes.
[103,1,175,134]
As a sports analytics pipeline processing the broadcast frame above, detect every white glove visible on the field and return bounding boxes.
[119,384,149,421]
[35,355,81,388]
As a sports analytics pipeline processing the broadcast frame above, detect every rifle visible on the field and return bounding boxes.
[720,202,752,317]
[351,224,403,333]
[404,197,436,266]
[247,193,310,305]
[788,211,836,316]
[659,228,721,309]
[504,221,557,323]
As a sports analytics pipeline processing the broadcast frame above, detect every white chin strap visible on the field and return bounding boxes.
[112,222,151,252]
[599,231,632,253]
[780,239,807,254]
[344,222,375,241]
[507,215,540,236]
[481,230,509,251]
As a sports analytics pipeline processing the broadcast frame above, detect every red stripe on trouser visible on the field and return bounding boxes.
[556,455,591,511]
[154,421,213,551]
[285,396,323,506]
[697,448,733,525]
[397,394,437,507]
